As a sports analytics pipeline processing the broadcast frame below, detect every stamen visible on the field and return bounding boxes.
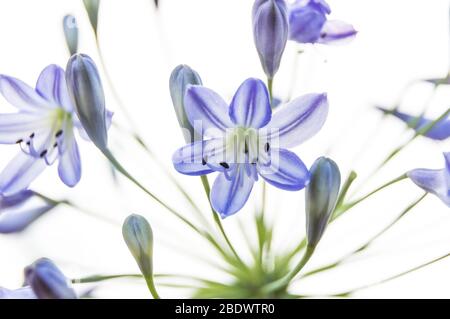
[26,141,31,146]
[55,130,63,137]
[53,142,58,148]
[16,139,23,144]
[40,150,48,158]
[220,162,230,169]
[244,140,249,154]
[201,158,207,166]
[29,133,35,139]
[264,142,270,152]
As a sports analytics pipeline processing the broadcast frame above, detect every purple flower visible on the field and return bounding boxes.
[252,0,289,79]
[0,64,112,195]
[408,153,450,206]
[289,0,356,44]
[24,258,76,299]
[172,78,328,218]
[377,106,450,141]
[0,191,57,234]
[0,287,36,299]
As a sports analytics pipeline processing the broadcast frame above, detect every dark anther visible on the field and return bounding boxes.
[26,141,31,146]
[320,32,327,38]
[29,133,35,138]
[219,162,230,169]
[40,150,48,158]
[16,139,23,144]
[264,142,270,152]
[55,130,63,137]
[244,141,249,154]
[53,142,58,148]
[201,158,207,166]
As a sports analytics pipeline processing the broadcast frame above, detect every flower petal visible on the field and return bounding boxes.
[408,169,450,206]
[210,165,254,218]
[36,65,73,112]
[0,202,56,234]
[258,148,310,190]
[172,139,226,176]
[0,287,36,299]
[0,190,34,209]
[0,75,52,112]
[317,20,357,44]
[0,152,47,196]
[264,93,328,148]
[58,127,81,187]
[229,78,271,128]
[289,2,327,43]
[184,85,233,137]
[0,112,50,144]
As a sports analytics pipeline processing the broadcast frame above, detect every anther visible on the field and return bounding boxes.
[29,133,35,139]
[220,162,230,169]
[244,141,249,154]
[26,141,31,146]
[53,142,58,148]
[201,158,207,166]
[55,130,63,137]
[16,139,23,144]
[264,142,270,152]
[40,150,48,158]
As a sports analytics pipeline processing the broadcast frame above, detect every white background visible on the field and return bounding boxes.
[0,0,449,298]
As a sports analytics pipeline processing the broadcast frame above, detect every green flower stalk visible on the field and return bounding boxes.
[83,0,100,36]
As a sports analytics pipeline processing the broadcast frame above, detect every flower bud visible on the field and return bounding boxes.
[169,65,203,143]
[305,157,341,247]
[66,53,108,150]
[24,258,76,299]
[83,0,100,35]
[122,214,154,279]
[252,0,289,79]
[63,15,78,56]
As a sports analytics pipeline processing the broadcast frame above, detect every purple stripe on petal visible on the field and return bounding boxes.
[0,190,33,210]
[0,202,56,234]
[0,113,49,144]
[317,20,357,44]
[408,168,450,206]
[229,78,272,129]
[58,126,81,187]
[36,65,74,112]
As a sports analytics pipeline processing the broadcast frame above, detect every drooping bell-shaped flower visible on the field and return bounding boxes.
[289,0,356,44]
[305,157,340,247]
[408,153,450,206]
[377,106,450,141]
[122,214,154,278]
[24,258,76,299]
[252,0,289,79]
[169,65,203,143]
[0,191,56,234]
[0,64,111,195]
[173,78,328,218]
[66,54,110,151]
[63,15,78,56]
[83,0,100,35]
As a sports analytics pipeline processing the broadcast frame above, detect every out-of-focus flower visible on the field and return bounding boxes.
[377,106,450,141]
[169,65,203,143]
[172,78,328,218]
[63,15,78,56]
[252,0,289,79]
[289,0,356,44]
[153,0,159,9]
[66,54,112,151]
[122,214,154,280]
[408,153,450,206]
[24,258,76,299]
[0,287,36,299]
[83,0,100,35]
[305,157,340,247]
[0,191,57,234]
[0,64,111,195]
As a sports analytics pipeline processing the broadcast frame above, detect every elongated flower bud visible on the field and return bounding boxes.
[63,15,78,56]
[252,0,289,79]
[24,258,76,299]
[169,65,203,143]
[305,157,341,247]
[66,54,108,150]
[83,0,100,35]
[122,214,154,280]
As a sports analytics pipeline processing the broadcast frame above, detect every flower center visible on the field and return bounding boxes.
[225,127,268,165]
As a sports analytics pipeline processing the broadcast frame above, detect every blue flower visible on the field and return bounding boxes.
[408,153,450,206]
[377,106,450,141]
[0,64,112,195]
[172,78,328,218]
[0,191,57,234]
[289,0,356,44]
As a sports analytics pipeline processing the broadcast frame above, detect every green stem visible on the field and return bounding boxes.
[267,78,273,107]
[144,275,160,299]
[335,171,358,209]
[301,192,428,279]
[200,175,245,268]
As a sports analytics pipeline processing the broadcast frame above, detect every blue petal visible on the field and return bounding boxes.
[377,106,450,140]
[0,152,47,196]
[58,127,81,187]
[172,140,225,176]
[289,1,327,43]
[317,20,357,44]
[0,287,36,299]
[0,190,33,209]
[0,201,56,234]
[210,165,255,218]
[258,148,310,190]
[36,64,73,112]
[263,93,328,148]
[408,168,449,206]
[0,75,52,112]
[0,112,49,144]
[229,78,271,128]
[184,85,233,137]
